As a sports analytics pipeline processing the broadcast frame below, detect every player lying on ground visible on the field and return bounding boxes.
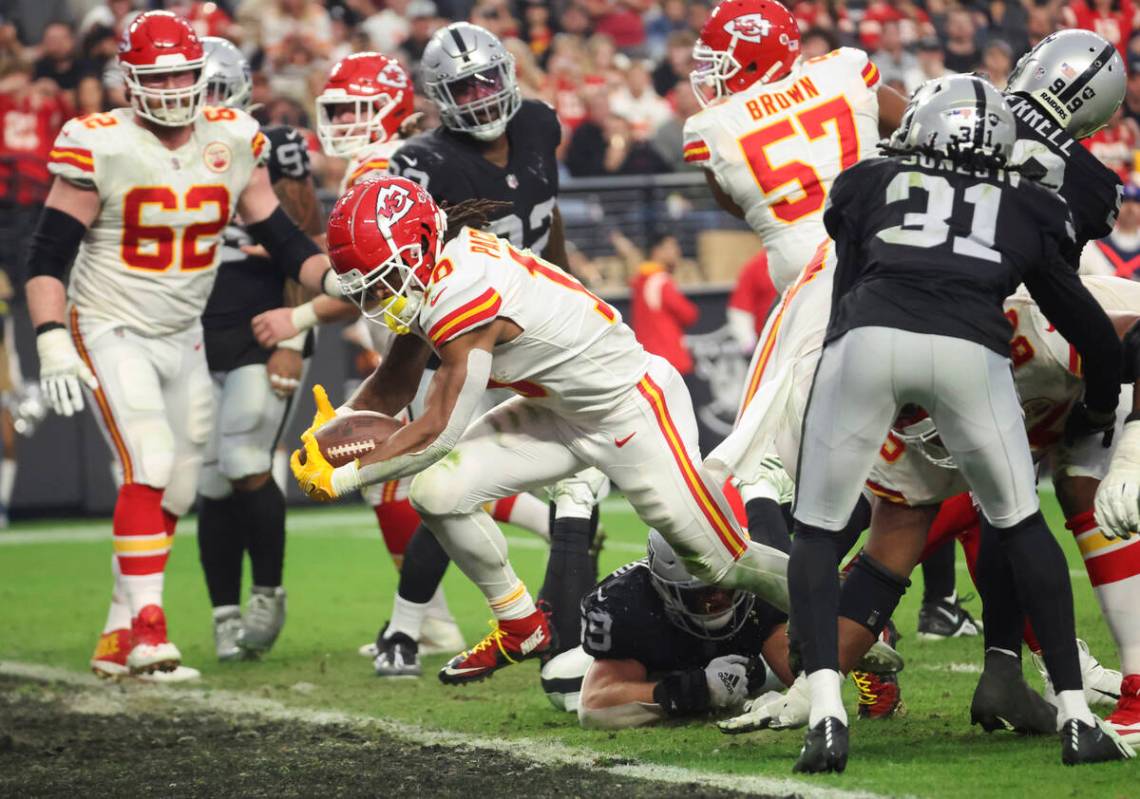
[539,530,792,728]
[24,11,342,681]
[289,175,800,685]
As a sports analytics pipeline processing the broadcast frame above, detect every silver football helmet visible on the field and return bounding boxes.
[646,529,754,641]
[420,22,520,141]
[1008,29,1125,140]
[201,36,252,110]
[891,74,1016,162]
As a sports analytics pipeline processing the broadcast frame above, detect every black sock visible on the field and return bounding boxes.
[746,497,792,553]
[995,511,1081,691]
[834,495,871,561]
[234,478,286,588]
[976,518,1025,655]
[398,524,451,604]
[921,539,956,603]
[538,514,594,652]
[788,524,841,674]
[197,494,243,608]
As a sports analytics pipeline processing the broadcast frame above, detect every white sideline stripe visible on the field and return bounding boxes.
[0,511,649,555]
[0,660,884,799]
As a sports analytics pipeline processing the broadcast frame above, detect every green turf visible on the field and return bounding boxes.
[1,494,1136,798]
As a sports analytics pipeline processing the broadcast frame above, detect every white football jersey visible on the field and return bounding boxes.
[683,48,881,292]
[339,138,402,194]
[48,107,267,336]
[415,227,650,414]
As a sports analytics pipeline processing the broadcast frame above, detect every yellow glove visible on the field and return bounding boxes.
[302,384,338,438]
[291,431,339,502]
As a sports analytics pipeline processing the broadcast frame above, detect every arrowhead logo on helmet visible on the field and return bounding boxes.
[375,184,414,223]
[377,63,409,89]
[728,14,772,42]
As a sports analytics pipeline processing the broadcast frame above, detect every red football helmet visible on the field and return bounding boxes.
[892,405,955,468]
[119,11,207,127]
[327,176,447,334]
[317,53,415,157]
[691,0,801,108]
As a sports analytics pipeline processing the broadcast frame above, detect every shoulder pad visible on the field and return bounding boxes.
[48,114,118,187]
[419,232,500,348]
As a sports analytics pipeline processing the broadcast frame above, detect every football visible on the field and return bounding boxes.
[310,411,404,467]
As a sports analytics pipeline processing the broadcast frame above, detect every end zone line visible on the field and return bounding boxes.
[0,660,886,799]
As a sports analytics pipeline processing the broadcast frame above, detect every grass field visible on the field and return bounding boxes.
[1,491,1136,798]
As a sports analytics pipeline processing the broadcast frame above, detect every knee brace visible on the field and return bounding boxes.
[409,464,473,517]
[838,551,911,637]
[162,451,204,517]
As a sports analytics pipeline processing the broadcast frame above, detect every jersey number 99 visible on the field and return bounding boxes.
[121,186,231,272]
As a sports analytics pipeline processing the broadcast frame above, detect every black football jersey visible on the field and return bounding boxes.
[824,154,1083,356]
[579,561,786,675]
[1007,92,1122,259]
[387,100,561,254]
[203,126,313,371]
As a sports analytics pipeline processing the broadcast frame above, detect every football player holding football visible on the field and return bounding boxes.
[541,530,791,728]
[291,176,796,685]
[194,36,323,662]
[25,12,340,679]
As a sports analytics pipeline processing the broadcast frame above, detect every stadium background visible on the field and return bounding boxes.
[3,0,1140,514]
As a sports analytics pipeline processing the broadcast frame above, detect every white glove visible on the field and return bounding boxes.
[1095,420,1140,540]
[717,673,810,734]
[36,328,98,417]
[704,654,752,710]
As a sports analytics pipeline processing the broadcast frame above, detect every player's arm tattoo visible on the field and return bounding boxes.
[541,204,571,272]
[272,176,324,240]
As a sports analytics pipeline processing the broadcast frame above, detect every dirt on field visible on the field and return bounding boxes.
[0,677,760,799]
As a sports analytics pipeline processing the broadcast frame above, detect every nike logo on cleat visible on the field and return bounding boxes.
[519,627,546,655]
[614,433,636,448]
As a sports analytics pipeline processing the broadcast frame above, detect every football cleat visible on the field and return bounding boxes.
[793,717,849,774]
[1034,639,1122,709]
[917,593,982,640]
[213,607,244,661]
[238,586,286,656]
[438,610,553,685]
[374,625,422,677]
[853,670,905,720]
[419,615,465,656]
[137,664,202,683]
[1060,717,1136,765]
[1106,674,1140,744]
[91,628,132,679]
[127,605,181,674]
[971,649,1056,735]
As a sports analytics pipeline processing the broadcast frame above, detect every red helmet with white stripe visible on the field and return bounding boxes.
[327,176,447,334]
[119,11,207,127]
[317,53,415,157]
[691,0,801,108]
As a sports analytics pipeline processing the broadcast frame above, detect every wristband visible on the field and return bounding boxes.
[35,321,66,336]
[330,461,361,496]
[291,301,319,333]
[277,331,307,352]
[652,669,711,717]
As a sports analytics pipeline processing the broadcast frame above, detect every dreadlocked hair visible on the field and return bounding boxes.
[441,199,513,243]
[877,140,1046,181]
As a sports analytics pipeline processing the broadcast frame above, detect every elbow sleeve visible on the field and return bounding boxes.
[246,206,322,280]
[27,207,87,280]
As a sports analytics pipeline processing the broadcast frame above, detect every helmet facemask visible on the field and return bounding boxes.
[339,239,429,335]
[317,91,401,156]
[124,60,207,126]
[690,39,741,108]
[430,60,520,141]
[650,567,755,640]
[892,406,956,469]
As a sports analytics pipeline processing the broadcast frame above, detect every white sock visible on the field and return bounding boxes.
[212,604,241,622]
[1056,689,1096,728]
[0,458,16,510]
[807,669,847,727]
[507,493,551,541]
[424,585,455,623]
[122,573,164,616]
[386,593,429,641]
[102,556,132,634]
[488,580,537,621]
